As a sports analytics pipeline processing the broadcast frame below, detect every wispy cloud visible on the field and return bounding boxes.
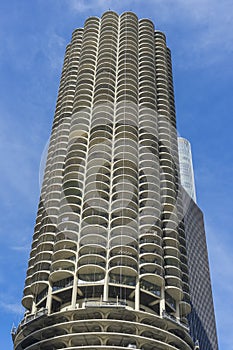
[68,0,116,12]
[0,301,24,315]
[10,246,30,252]
[46,32,66,70]
[0,293,24,315]
[0,21,65,74]
[175,0,233,63]
[67,0,233,67]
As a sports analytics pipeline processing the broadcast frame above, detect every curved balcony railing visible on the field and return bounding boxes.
[54,239,77,253]
[78,255,106,268]
[165,265,181,279]
[50,271,74,286]
[77,272,105,284]
[79,244,106,257]
[109,234,138,249]
[109,245,138,260]
[109,255,138,271]
[140,264,163,277]
[79,234,107,248]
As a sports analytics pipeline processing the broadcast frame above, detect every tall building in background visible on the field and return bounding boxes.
[182,191,219,350]
[177,138,218,350]
[178,137,196,202]
[12,11,218,350]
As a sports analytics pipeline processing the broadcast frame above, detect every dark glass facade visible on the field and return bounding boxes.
[183,190,219,350]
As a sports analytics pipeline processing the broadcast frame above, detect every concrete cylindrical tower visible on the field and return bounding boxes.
[14,11,193,350]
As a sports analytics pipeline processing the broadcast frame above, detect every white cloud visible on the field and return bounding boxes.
[46,32,66,70]
[68,0,117,12]
[178,0,233,60]
[69,0,94,12]
[0,301,24,315]
[10,246,30,252]
[67,0,233,67]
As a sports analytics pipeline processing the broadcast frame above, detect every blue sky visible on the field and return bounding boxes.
[0,0,232,348]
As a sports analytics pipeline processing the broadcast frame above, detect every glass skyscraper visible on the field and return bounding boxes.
[182,190,218,350]
[12,11,218,350]
[177,138,218,349]
[178,137,196,203]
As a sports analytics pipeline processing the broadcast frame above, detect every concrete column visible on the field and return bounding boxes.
[160,286,166,317]
[135,278,140,311]
[31,300,37,314]
[71,274,78,308]
[46,285,52,315]
[103,272,109,301]
[175,301,180,320]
